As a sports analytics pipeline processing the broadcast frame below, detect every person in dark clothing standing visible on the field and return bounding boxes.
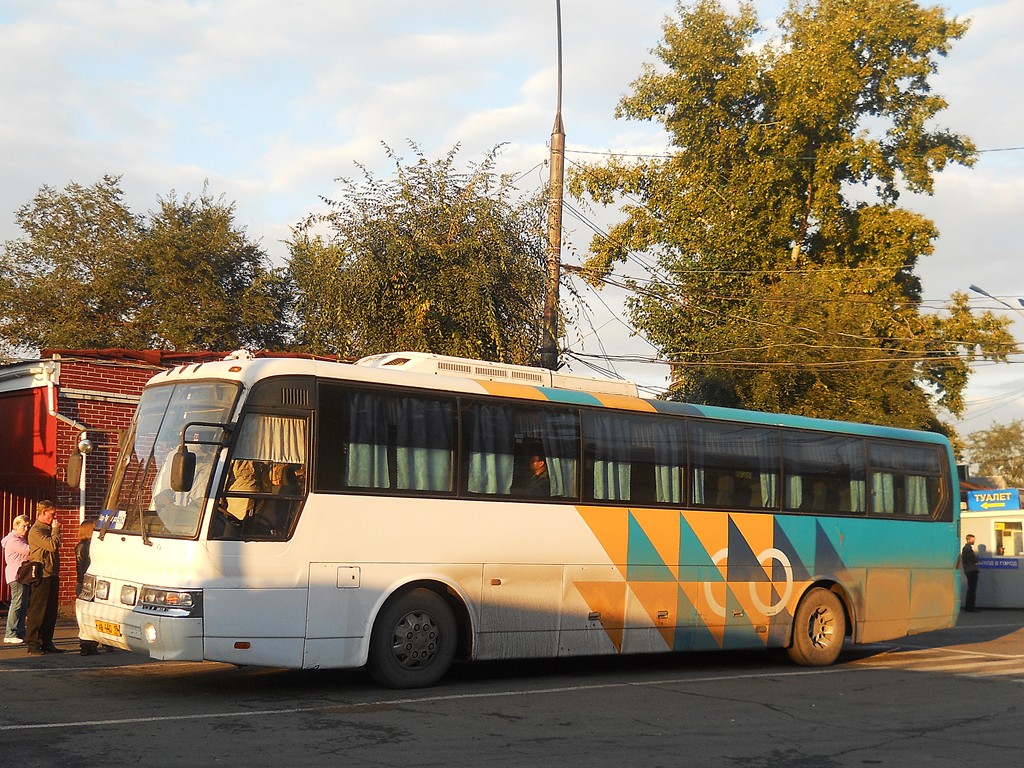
[25,499,64,654]
[961,533,980,612]
[75,520,103,655]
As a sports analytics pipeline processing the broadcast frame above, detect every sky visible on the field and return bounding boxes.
[0,0,1021,437]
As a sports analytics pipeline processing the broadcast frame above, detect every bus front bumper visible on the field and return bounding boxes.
[76,599,205,661]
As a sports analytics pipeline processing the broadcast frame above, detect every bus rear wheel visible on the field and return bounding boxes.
[368,588,457,689]
[787,587,845,666]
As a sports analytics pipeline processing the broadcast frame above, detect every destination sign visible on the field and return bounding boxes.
[978,557,1020,570]
[967,489,1021,512]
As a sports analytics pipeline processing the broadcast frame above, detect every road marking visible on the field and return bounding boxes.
[850,644,1024,678]
[0,664,866,731]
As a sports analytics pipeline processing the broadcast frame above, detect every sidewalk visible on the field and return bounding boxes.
[1,605,84,653]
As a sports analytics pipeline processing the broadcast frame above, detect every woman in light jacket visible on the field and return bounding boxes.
[2,514,32,644]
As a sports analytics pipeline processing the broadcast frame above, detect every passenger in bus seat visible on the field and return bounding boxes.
[715,475,735,507]
[214,459,264,539]
[269,463,301,495]
[257,462,304,537]
[518,453,551,498]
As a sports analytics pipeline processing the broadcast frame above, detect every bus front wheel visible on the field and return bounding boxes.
[787,587,845,666]
[368,588,457,689]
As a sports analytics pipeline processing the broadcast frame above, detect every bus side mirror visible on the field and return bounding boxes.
[170,448,196,492]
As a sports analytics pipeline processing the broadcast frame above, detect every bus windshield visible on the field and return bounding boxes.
[103,380,240,539]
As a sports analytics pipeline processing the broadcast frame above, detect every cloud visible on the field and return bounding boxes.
[0,0,1021,428]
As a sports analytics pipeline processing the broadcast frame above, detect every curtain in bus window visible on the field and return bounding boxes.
[540,413,577,498]
[758,474,778,510]
[394,397,454,492]
[464,404,515,495]
[868,443,941,517]
[849,480,867,513]
[589,414,632,501]
[346,392,390,489]
[234,415,306,463]
[651,419,684,504]
[872,472,896,515]
[692,468,706,505]
[906,476,930,516]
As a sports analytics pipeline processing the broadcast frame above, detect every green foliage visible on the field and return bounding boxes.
[569,0,1014,431]
[0,176,288,352]
[966,420,1024,488]
[287,143,546,364]
[0,176,148,349]
[136,188,289,350]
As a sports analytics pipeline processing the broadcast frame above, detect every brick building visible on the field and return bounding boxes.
[0,349,223,607]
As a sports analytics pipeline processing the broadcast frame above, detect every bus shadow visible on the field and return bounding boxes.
[85,610,1024,697]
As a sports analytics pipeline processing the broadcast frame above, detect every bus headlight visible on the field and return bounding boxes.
[136,587,203,617]
[79,574,96,601]
[120,585,138,607]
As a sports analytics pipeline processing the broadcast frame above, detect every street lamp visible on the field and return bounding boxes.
[969,285,1024,319]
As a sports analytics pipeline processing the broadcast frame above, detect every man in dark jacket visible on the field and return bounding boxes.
[961,533,980,613]
[25,500,64,655]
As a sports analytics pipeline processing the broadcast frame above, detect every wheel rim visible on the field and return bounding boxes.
[389,609,442,670]
[808,604,836,650]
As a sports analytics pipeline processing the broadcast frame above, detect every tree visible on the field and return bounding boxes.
[287,143,547,363]
[568,0,1014,432]
[0,176,149,350]
[0,177,288,352]
[136,188,289,350]
[965,420,1024,488]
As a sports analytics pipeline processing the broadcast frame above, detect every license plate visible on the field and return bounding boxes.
[95,620,122,637]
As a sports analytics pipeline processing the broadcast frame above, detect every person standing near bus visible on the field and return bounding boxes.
[961,533,980,612]
[2,514,32,644]
[25,500,63,655]
[75,520,103,655]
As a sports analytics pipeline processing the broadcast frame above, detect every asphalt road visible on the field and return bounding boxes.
[2,609,1022,768]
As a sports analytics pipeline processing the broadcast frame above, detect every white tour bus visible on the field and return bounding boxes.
[78,351,960,688]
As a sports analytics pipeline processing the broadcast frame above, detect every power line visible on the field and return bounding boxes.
[563,144,1024,160]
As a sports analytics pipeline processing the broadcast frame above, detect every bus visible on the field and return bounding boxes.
[77,351,961,688]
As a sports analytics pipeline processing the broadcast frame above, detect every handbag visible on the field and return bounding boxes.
[16,560,43,586]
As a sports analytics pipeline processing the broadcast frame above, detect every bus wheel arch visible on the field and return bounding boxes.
[366,581,469,689]
[786,583,850,667]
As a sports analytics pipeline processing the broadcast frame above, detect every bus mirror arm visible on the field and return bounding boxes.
[171,420,233,492]
[179,421,234,448]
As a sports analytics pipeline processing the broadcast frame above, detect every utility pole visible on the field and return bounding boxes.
[541,0,565,371]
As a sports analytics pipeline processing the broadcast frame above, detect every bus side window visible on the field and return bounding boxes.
[782,432,866,515]
[867,442,945,519]
[462,402,515,496]
[213,414,308,541]
[691,422,780,510]
[506,406,579,501]
[581,412,682,505]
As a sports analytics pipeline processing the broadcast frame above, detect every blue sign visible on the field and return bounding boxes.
[96,508,125,531]
[979,557,1020,570]
[967,489,1021,512]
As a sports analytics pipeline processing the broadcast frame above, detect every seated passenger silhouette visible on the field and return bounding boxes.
[521,453,550,498]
